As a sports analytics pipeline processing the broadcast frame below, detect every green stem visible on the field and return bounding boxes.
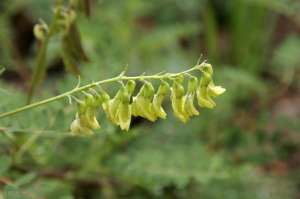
[27,19,57,104]
[0,64,203,119]
[203,1,219,62]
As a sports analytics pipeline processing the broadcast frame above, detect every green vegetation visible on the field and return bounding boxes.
[0,0,300,198]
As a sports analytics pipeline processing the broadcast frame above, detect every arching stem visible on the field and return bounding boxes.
[0,64,204,119]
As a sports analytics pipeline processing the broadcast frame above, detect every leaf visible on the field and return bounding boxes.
[65,24,89,62]
[0,66,5,76]
[17,179,72,199]
[61,40,80,75]
[272,35,300,82]
[61,24,89,75]
[80,0,91,17]
[0,155,11,175]
[0,67,7,94]
[3,185,24,199]
[247,0,300,16]
[104,123,243,193]
[27,39,49,103]
[15,173,37,187]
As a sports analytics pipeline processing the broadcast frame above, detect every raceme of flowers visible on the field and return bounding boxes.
[70,63,226,135]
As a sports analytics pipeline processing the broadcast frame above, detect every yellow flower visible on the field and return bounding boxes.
[116,81,135,131]
[99,88,111,118]
[208,82,226,97]
[152,81,169,119]
[184,77,199,117]
[70,116,94,136]
[185,93,199,116]
[132,81,157,122]
[196,64,225,108]
[196,70,216,109]
[78,96,101,130]
[85,110,100,129]
[103,81,136,130]
[107,91,122,125]
[170,81,189,123]
[117,102,131,131]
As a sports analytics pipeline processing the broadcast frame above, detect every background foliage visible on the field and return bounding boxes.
[0,0,300,198]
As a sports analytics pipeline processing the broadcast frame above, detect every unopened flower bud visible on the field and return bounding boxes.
[34,23,48,41]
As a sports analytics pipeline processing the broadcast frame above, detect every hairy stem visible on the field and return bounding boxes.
[0,64,204,119]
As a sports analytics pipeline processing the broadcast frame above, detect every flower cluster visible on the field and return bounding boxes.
[70,63,225,135]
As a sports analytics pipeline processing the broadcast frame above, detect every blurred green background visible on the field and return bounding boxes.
[0,0,300,198]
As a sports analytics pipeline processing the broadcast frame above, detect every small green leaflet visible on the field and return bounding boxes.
[0,66,5,75]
